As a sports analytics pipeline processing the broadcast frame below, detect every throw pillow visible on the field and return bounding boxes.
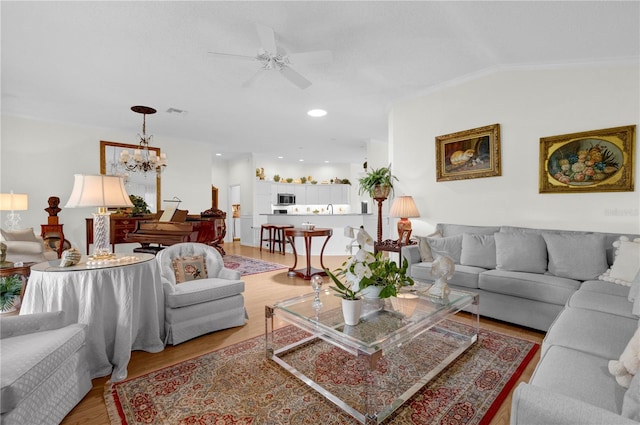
[542,233,608,281]
[599,237,640,287]
[0,228,38,242]
[608,327,640,389]
[622,372,640,421]
[426,234,463,264]
[172,255,208,283]
[460,233,496,269]
[494,232,547,274]
[415,231,442,262]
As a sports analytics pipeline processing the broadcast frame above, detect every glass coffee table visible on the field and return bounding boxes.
[265,285,479,424]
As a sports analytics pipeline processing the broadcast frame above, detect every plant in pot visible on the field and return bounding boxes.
[357,163,398,199]
[325,267,366,326]
[273,174,281,182]
[0,275,23,313]
[129,194,151,216]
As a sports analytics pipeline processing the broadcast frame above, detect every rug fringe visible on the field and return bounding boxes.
[104,380,127,425]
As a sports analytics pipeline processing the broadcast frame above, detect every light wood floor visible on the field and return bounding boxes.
[60,242,545,424]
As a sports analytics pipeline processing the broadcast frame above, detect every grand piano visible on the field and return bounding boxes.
[125,208,227,255]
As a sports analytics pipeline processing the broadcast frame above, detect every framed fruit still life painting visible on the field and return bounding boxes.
[539,125,635,193]
[435,124,501,182]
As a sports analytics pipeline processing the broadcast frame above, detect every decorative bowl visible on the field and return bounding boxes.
[302,223,315,230]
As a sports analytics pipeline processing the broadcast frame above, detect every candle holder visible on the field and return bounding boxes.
[310,275,324,309]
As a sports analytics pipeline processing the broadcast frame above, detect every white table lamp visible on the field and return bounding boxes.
[389,195,420,243]
[65,174,133,258]
[0,192,29,230]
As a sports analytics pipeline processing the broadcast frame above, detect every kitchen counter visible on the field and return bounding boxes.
[265,214,376,256]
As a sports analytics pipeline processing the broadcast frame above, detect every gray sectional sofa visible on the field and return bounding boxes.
[402,223,637,331]
[402,223,640,424]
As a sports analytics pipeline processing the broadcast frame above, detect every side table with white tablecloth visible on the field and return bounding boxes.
[20,254,165,382]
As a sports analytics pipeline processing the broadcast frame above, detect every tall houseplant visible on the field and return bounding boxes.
[357,163,398,199]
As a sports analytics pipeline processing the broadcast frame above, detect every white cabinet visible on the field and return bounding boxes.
[255,180,273,214]
[331,184,350,204]
[294,185,307,205]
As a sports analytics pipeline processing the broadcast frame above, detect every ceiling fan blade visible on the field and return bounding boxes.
[255,23,278,55]
[280,66,312,90]
[208,52,257,61]
[287,50,333,65]
[242,69,267,88]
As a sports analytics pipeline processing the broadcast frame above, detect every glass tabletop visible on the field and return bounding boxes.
[271,285,476,355]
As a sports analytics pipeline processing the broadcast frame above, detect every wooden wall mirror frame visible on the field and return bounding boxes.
[100,140,161,212]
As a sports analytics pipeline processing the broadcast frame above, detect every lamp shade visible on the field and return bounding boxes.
[389,196,420,218]
[65,174,134,208]
[0,193,28,211]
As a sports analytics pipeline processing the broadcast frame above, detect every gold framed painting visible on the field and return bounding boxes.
[435,123,501,182]
[539,125,635,193]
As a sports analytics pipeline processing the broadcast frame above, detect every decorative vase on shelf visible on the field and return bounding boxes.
[341,298,362,326]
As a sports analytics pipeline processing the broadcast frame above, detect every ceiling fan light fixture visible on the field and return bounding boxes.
[307,109,327,117]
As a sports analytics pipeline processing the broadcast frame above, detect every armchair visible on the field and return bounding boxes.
[1,228,57,263]
[0,311,91,424]
[156,242,248,345]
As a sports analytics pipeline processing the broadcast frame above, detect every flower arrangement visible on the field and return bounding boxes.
[326,226,414,299]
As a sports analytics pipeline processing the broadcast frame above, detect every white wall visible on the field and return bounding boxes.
[1,115,214,253]
[390,63,640,236]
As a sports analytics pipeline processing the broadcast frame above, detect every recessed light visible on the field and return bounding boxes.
[299,159,304,162]
[215,153,222,156]
[278,156,284,159]
[307,109,327,117]
[324,160,330,163]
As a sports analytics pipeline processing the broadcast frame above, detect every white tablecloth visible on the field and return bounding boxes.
[21,254,165,382]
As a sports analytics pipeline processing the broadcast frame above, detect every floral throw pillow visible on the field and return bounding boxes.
[172,255,208,284]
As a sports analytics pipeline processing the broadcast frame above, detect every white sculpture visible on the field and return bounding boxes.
[428,255,454,298]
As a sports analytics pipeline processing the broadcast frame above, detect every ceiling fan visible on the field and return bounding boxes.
[209,24,332,90]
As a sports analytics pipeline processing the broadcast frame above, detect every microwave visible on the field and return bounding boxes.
[277,193,296,205]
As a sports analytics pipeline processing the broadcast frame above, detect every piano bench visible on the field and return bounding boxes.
[133,246,165,255]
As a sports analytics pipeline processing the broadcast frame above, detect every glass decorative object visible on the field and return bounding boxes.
[310,275,324,309]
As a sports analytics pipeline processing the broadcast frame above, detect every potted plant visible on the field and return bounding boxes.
[273,174,281,182]
[325,268,364,326]
[129,194,151,216]
[0,275,22,313]
[300,176,307,184]
[357,163,398,199]
[357,252,414,298]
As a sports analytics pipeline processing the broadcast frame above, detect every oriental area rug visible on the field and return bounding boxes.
[222,254,288,276]
[105,323,538,425]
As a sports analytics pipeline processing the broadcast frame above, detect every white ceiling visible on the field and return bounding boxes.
[2,1,639,164]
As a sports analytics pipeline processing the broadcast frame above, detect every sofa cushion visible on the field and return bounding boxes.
[623,372,640,421]
[409,262,485,289]
[415,231,441,262]
[165,278,245,308]
[531,345,627,414]
[542,307,638,360]
[567,289,636,319]
[600,237,640,286]
[580,280,631,298]
[436,223,500,237]
[426,234,463,263]
[479,269,579,305]
[460,233,496,269]
[0,228,38,242]
[542,233,608,280]
[0,323,87,414]
[494,232,547,273]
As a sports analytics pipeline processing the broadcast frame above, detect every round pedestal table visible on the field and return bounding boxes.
[284,227,333,280]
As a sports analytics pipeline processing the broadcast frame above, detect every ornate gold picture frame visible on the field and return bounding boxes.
[435,124,501,182]
[100,140,161,212]
[539,125,635,193]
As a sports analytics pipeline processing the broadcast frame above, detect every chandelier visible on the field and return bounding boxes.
[119,106,167,176]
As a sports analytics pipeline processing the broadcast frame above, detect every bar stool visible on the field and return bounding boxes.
[260,224,275,252]
[270,224,294,254]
